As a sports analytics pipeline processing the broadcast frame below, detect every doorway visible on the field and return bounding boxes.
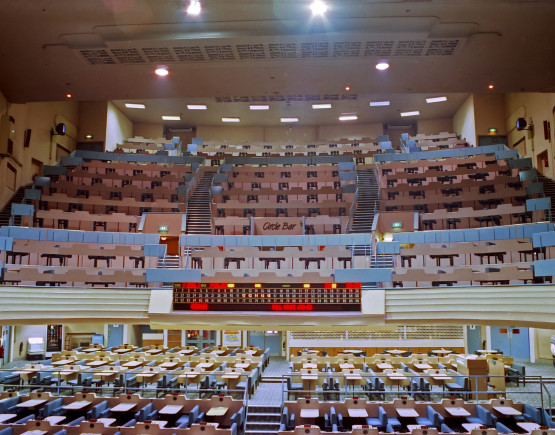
[107,324,124,348]
[160,236,179,255]
[248,331,281,356]
[536,150,548,176]
[186,330,216,349]
[490,326,530,360]
[466,325,482,354]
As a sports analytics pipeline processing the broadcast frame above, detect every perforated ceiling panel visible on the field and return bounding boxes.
[76,38,464,65]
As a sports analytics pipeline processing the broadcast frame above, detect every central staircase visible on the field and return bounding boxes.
[349,168,380,234]
[186,171,216,235]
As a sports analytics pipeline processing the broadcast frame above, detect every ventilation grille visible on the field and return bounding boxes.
[76,38,464,65]
[214,94,358,103]
[290,325,464,340]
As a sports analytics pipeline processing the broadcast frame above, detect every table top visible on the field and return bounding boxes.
[303,363,318,369]
[386,350,407,355]
[235,363,251,369]
[63,400,92,410]
[340,363,355,369]
[17,399,48,408]
[111,403,137,412]
[431,349,452,355]
[432,376,453,380]
[159,404,184,415]
[87,360,109,367]
[300,409,319,418]
[45,415,66,425]
[150,420,168,428]
[397,408,419,417]
[517,422,541,431]
[122,361,143,368]
[198,363,214,368]
[97,418,117,426]
[462,423,484,432]
[160,362,179,369]
[445,407,471,417]
[0,414,17,423]
[21,431,48,435]
[222,374,241,379]
[52,359,74,366]
[348,409,369,418]
[301,374,319,380]
[207,406,229,417]
[476,350,498,354]
[493,406,522,416]
[377,363,394,370]
[414,363,433,370]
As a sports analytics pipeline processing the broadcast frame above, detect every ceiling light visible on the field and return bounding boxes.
[155,66,169,77]
[187,105,207,110]
[222,117,240,123]
[313,104,332,109]
[339,115,358,121]
[370,101,390,107]
[345,86,351,91]
[400,111,420,117]
[310,0,327,15]
[376,62,390,71]
[426,96,447,103]
[162,115,181,120]
[125,103,146,109]
[66,93,72,99]
[250,105,269,110]
[187,0,201,15]
[281,118,298,123]
[488,84,495,89]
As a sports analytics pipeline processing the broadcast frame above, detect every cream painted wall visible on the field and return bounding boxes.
[13,325,46,361]
[505,93,555,179]
[318,123,383,141]
[78,101,108,144]
[453,94,476,146]
[0,98,78,209]
[264,125,317,143]
[417,118,453,136]
[473,94,507,139]
[133,123,164,140]
[105,101,133,151]
[535,328,555,360]
[196,125,264,144]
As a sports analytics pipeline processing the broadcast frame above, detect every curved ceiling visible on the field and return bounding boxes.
[1,0,554,127]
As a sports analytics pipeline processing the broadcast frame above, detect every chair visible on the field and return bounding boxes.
[466,405,497,426]
[416,405,445,428]
[286,376,304,400]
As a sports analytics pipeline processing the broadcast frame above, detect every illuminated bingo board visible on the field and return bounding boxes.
[173,282,361,311]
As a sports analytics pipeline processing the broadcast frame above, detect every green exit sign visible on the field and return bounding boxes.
[489,128,498,133]
[158,225,169,232]
[392,222,403,228]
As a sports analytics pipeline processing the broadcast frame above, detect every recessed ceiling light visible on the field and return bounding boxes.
[400,111,420,117]
[187,105,207,110]
[281,118,298,123]
[250,105,269,110]
[66,93,72,99]
[376,62,389,70]
[222,117,240,123]
[310,0,327,15]
[125,103,146,109]
[370,101,390,107]
[345,86,351,91]
[426,96,447,103]
[312,104,332,109]
[488,84,495,89]
[339,115,358,121]
[187,0,201,15]
[155,65,169,77]
[162,115,181,120]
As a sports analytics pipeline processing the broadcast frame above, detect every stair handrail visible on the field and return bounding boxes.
[345,188,359,234]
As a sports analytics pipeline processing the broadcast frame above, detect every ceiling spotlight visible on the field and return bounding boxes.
[400,111,420,117]
[125,103,146,109]
[187,105,207,110]
[187,0,201,15]
[339,115,358,121]
[488,84,495,89]
[155,65,169,77]
[162,115,181,120]
[426,96,447,103]
[312,104,332,109]
[310,0,327,15]
[250,105,269,110]
[66,93,72,99]
[376,62,390,71]
[345,86,351,91]
[370,101,390,107]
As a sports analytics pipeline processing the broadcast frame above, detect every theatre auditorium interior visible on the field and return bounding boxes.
[1,1,555,435]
